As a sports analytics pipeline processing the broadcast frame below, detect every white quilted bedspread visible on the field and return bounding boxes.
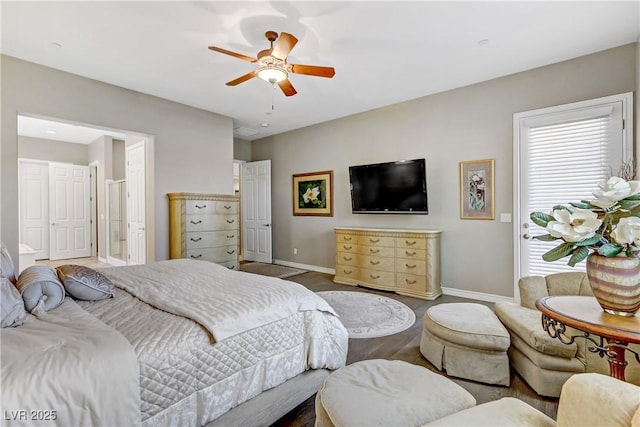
[78,260,348,427]
[99,259,337,341]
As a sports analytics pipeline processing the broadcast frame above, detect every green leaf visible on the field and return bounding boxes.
[552,205,571,212]
[532,234,560,241]
[530,212,554,227]
[542,242,576,262]
[618,200,640,211]
[568,246,590,267]
[575,235,602,247]
[597,243,623,257]
[624,193,640,201]
[626,246,635,257]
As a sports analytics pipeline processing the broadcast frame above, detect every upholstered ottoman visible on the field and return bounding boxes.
[420,303,511,386]
[314,359,476,427]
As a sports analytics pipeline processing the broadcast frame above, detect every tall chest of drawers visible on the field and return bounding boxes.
[334,227,442,300]
[168,193,240,270]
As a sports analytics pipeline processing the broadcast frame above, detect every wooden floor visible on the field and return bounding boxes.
[271,271,559,427]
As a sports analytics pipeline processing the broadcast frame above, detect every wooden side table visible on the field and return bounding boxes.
[536,296,640,381]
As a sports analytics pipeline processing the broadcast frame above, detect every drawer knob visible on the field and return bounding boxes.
[195,204,207,209]
[190,237,202,242]
[190,220,202,225]
[370,238,380,243]
[344,256,352,261]
[405,264,416,269]
[227,219,235,224]
[370,260,380,265]
[224,205,231,209]
[344,237,353,241]
[405,279,417,285]
[190,254,202,259]
[227,234,235,239]
[370,274,380,279]
[405,251,416,256]
[343,269,352,274]
[405,240,417,246]
[343,245,352,250]
[369,248,380,253]
[227,250,235,255]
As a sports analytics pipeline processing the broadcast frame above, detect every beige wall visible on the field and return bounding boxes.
[18,136,89,165]
[88,135,113,259]
[252,43,637,299]
[112,139,126,181]
[1,55,234,265]
[234,138,252,162]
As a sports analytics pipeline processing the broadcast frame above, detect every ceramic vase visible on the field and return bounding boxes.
[585,253,640,316]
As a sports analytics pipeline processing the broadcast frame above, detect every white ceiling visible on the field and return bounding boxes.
[2,1,639,142]
[17,116,126,144]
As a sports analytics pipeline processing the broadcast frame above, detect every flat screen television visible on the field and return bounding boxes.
[349,158,428,214]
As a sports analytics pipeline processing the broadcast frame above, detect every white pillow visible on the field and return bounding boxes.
[1,277,27,327]
[16,265,65,314]
[0,242,17,285]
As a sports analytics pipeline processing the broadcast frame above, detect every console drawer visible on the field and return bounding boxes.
[396,237,426,250]
[396,258,427,276]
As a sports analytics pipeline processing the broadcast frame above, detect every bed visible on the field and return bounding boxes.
[1,259,348,427]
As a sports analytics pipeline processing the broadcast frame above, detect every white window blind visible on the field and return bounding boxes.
[524,103,623,276]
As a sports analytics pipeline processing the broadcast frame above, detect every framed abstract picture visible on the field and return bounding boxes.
[292,170,333,216]
[460,159,494,220]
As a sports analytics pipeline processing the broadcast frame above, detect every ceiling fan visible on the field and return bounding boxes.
[208,31,335,97]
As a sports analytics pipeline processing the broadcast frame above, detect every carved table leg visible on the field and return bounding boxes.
[605,339,629,381]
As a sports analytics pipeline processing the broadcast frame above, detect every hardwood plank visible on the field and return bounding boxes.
[272,271,559,426]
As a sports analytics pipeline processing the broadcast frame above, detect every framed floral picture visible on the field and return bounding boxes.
[460,159,494,220]
[292,170,333,216]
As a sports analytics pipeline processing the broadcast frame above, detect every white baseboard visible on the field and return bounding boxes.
[273,259,335,275]
[98,257,108,263]
[442,286,514,304]
[271,260,514,303]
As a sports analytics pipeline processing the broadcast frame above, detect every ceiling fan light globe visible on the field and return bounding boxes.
[257,67,287,83]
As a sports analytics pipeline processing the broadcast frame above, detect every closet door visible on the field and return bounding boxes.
[18,160,49,260]
[49,162,91,260]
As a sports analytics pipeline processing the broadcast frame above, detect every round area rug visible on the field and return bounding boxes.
[317,291,416,339]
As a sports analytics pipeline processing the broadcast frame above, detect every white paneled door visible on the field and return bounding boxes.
[242,160,272,263]
[126,141,146,265]
[19,160,50,260]
[49,163,91,260]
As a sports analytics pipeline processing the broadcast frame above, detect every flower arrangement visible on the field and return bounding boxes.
[530,177,640,266]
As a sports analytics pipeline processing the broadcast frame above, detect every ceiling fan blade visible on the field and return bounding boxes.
[290,64,335,78]
[271,32,298,60]
[226,71,258,86]
[277,79,297,97]
[208,46,256,63]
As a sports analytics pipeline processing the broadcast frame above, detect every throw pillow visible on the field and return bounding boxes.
[1,277,27,327]
[0,242,17,285]
[56,265,115,301]
[16,265,65,314]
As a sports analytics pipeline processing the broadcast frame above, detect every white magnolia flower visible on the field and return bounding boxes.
[611,216,640,246]
[546,208,602,243]
[591,177,640,209]
[303,186,320,203]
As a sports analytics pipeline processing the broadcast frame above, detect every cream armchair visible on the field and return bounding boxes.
[493,272,640,397]
[424,373,640,427]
